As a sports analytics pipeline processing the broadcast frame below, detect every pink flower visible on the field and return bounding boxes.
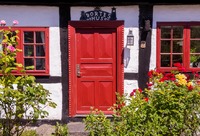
[12,20,19,25]
[7,45,15,52]
[0,20,6,26]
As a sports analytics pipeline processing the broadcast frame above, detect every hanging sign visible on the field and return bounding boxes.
[80,7,117,21]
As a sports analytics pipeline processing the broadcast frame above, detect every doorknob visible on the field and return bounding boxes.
[76,64,81,77]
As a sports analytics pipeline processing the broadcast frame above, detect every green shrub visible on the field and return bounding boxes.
[21,129,38,136]
[84,63,200,136]
[51,122,68,136]
[84,108,112,136]
[0,21,57,136]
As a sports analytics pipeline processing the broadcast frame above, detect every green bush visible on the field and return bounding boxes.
[21,130,38,136]
[84,63,200,136]
[0,22,57,136]
[51,122,68,136]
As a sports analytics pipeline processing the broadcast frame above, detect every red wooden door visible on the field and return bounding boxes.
[68,21,124,117]
[76,28,116,114]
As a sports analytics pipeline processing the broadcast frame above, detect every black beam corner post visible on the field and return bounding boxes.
[138,4,153,90]
[59,5,70,123]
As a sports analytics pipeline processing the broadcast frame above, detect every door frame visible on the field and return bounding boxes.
[68,21,124,117]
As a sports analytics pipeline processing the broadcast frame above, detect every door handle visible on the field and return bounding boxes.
[76,64,81,77]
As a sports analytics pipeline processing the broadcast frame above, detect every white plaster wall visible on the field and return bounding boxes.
[151,5,200,70]
[71,6,139,95]
[42,83,62,120]
[0,5,62,120]
[124,80,138,96]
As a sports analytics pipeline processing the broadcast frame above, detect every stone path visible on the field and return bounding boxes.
[35,122,88,136]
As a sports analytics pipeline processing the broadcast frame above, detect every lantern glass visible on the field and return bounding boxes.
[127,30,134,46]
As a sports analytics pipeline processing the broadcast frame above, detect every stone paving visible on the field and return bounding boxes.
[35,122,88,136]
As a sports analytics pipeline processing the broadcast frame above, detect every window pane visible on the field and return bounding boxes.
[173,55,182,64]
[161,40,170,53]
[173,41,183,53]
[190,41,200,53]
[24,32,34,43]
[36,45,45,56]
[161,26,171,38]
[190,55,200,67]
[36,58,45,70]
[173,26,183,38]
[191,26,200,38]
[161,55,170,67]
[24,58,34,69]
[24,45,34,56]
[36,32,45,43]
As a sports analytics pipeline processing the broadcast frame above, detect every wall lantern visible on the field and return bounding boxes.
[126,29,134,47]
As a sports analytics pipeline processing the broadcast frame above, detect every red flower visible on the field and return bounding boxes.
[159,76,169,82]
[130,91,135,96]
[138,88,142,93]
[178,67,186,72]
[148,70,154,78]
[188,85,193,91]
[144,97,149,102]
[116,103,125,110]
[147,82,153,87]
[130,88,142,96]
[174,63,182,68]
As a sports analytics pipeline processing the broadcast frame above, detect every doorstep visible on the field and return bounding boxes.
[67,122,89,136]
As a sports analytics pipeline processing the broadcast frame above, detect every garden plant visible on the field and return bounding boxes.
[84,63,200,136]
[0,20,57,136]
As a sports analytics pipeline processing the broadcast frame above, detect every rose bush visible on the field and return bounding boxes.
[0,20,57,136]
[84,63,200,136]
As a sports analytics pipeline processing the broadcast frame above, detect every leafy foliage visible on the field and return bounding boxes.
[51,122,68,136]
[20,129,38,136]
[0,25,57,136]
[84,63,200,136]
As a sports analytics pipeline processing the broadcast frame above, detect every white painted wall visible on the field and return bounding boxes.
[71,6,140,95]
[0,5,61,120]
[151,5,200,71]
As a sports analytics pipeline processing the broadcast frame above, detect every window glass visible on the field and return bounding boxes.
[161,55,170,67]
[36,32,44,43]
[24,58,34,69]
[24,45,34,56]
[173,26,183,38]
[190,40,200,53]
[36,45,45,56]
[173,40,183,53]
[24,32,34,43]
[36,58,45,70]
[161,40,170,53]
[172,55,182,64]
[161,26,171,38]
[191,26,200,38]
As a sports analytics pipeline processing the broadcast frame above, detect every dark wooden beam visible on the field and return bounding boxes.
[138,4,153,90]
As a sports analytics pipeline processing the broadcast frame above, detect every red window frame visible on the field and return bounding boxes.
[157,22,200,72]
[0,27,49,76]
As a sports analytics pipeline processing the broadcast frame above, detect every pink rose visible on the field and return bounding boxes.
[13,20,19,25]
[7,45,15,52]
[0,20,6,26]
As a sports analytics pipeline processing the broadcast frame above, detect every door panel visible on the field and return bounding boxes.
[77,81,95,111]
